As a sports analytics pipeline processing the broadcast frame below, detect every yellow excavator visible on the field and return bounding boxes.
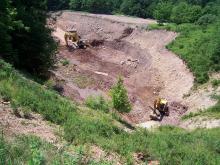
[150,97,169,121]
[64,29,88,49]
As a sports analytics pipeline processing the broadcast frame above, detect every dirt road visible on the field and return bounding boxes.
[50,11,214,126]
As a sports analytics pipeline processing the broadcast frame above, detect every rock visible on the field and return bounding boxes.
[2,101,10,105]
[120,61,125,65]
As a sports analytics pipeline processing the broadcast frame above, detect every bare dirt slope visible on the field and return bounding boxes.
[0,101,59,143]
[180,117,220,130]
[51,11,217,127]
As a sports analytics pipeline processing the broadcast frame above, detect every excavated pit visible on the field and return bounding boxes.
[51,11,194,126]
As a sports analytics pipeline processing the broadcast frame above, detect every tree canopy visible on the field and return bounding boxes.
[0,0,56,75]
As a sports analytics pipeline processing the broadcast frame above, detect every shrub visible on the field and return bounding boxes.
[153,2,173,24]
[47,0,69,10]
[211,79,220,88]
[111,77,131,113]
[61,59,70,66]
[171,2,202,24]
[85,95,110,113]
[197,14,217,26]
[69,0,83,10]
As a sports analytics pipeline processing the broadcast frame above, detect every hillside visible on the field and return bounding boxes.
[0,0,220,164]
[0,59,220,164]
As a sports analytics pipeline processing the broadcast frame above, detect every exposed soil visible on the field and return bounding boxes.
[180,117,220,130]
[50,11,217,127]
[0,101,59,143]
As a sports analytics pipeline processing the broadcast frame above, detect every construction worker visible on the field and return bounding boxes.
[150,97,169,121]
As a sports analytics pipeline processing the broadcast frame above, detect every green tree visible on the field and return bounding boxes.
[69,0,82,10]
[197,14,217,26]
[153,1,173,24]
[111,77,131,113]
[47,0,69,11]
[0,0,12,55]
[9,0,57,75]
[171,2,202,24]
[78,0,113,13]
[110,0,123,13]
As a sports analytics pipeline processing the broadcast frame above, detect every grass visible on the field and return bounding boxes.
[73,75,95,89]
[85,95,111,113]
[1,59,220,164]
[148,22,220,84]
[211,79,220,88]
[0,135,112,165]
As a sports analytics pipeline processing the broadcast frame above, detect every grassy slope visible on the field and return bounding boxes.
[0,60,220,164]
[148,23,220,119]
[148,23,219,83]
[0,135,111,165]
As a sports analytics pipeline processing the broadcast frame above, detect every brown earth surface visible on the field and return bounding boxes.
[0,101,59,143]
[50,11,217,127]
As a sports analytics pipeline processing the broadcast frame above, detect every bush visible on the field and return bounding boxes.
[47,0,69,11]
[85,95,110,113]
[153,1,173,24]
[171,2,202,24]
[61,59,70,66]
[197,14,217,26]
[70,0,113,14]
[111,77,131,113]
[211,79,220,88]
[69,0,82,10]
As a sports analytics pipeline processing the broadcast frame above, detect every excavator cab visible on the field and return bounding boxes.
[64,28,88,49]
[150,98,169,121]
[64,29,79,46]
